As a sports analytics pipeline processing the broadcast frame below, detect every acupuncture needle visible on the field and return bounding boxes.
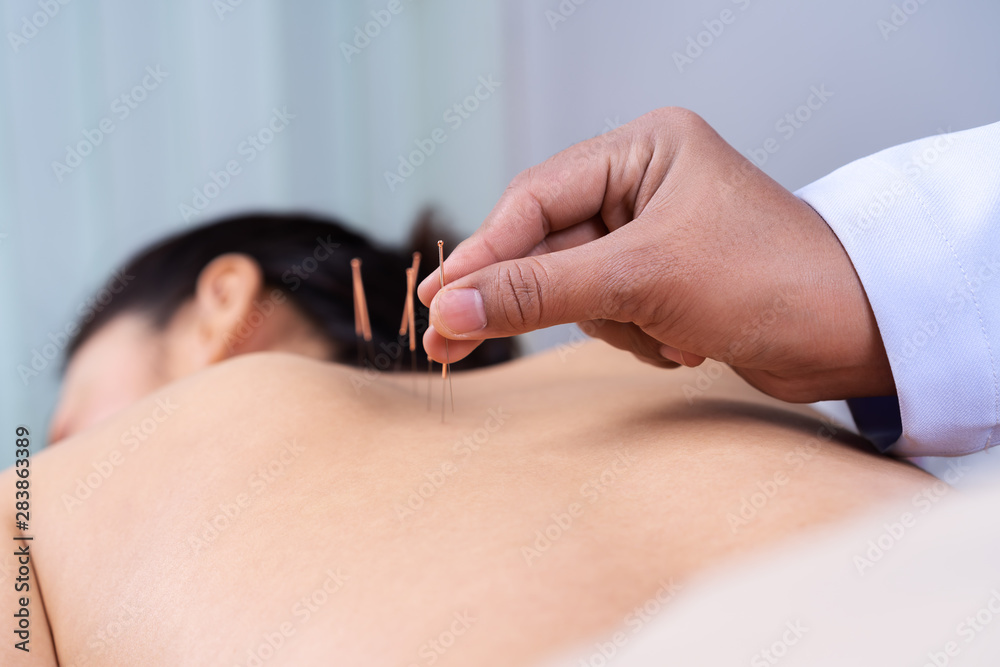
[426,354,433,411]
[400,252,421,335]
[351,258,375,363]
[437,241,455,418]
[408,253,421,390]
[405,267,418,394]
[350,258,364,365]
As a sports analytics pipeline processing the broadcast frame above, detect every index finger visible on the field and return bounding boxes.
[417,138,612,307]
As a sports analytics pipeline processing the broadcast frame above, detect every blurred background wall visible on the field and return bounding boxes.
[1,0,998,468]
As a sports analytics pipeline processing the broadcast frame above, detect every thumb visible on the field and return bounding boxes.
[428,234,654,339]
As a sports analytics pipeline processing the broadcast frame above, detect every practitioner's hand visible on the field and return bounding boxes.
[418,107,893,402]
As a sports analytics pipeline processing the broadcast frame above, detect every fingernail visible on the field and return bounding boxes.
[436,288,487,334]
[660,345,706,367]
[659,345,685,365]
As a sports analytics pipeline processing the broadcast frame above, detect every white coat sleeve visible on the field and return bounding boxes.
[794,121,1000,457]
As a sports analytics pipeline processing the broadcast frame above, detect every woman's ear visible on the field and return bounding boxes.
[190,253,264,364]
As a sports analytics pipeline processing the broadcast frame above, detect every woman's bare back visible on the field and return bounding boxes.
[3,342,932,666]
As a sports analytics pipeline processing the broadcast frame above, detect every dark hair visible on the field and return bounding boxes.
[65,211,517,370]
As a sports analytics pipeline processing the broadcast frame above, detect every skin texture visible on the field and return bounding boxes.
[418,107,895,403]
[2,341,933,667]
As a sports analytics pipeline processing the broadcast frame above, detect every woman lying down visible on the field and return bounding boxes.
[2,213,933,666]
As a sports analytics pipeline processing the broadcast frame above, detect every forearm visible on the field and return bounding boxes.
[796,121,1000,456]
